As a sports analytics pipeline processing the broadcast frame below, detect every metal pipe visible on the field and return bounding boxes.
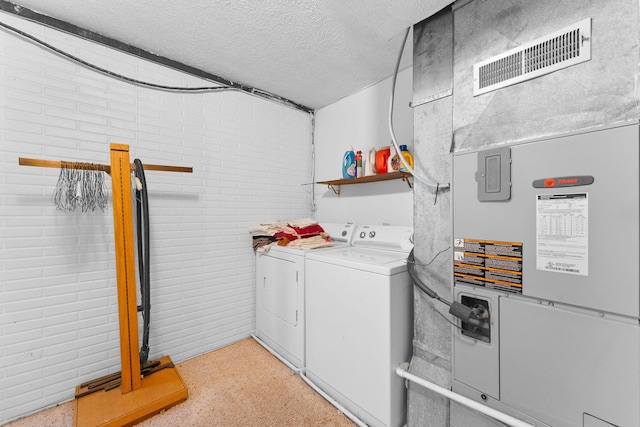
[395,363,536,427]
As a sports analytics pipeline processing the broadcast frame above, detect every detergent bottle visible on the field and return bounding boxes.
[365,148,377,176]
[355,150,363,177]
[342,146,356,179]
[399,145,414,172]
[375,147,390,173]
[388,144,401,172]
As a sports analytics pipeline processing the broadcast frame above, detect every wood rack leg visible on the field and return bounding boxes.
[110,143,142,393]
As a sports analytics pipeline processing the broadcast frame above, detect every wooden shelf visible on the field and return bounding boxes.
[316,171,412,195]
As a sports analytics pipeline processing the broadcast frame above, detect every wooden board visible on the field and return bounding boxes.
[316,171,412,186]
[109,144,141,393]
[73,356,188,427]
[18,157,193,174]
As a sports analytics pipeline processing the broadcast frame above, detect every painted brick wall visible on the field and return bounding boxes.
[0,13,313,423]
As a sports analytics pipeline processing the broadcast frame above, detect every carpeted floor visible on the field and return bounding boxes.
[4,338,356,427]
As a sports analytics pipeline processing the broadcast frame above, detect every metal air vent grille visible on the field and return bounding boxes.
[473,18,591,96]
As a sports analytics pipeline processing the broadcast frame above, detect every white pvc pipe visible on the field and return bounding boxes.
[395,363,536,427]
[251,334,303,374]
[299,373,369,427]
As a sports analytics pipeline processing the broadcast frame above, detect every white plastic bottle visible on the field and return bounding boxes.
[388,144,401,172]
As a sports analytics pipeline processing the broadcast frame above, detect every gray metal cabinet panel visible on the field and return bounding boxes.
[500,296,640,427]
[452,287,500,399]
[453,123,640,318]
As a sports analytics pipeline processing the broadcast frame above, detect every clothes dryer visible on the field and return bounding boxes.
[304,224,414,427]
[255,223,356,369]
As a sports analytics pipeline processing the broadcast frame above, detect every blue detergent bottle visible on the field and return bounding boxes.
[342,146,356,179]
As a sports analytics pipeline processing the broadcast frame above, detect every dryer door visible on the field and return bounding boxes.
[259,255,299,326]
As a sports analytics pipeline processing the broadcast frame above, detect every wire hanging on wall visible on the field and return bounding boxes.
[52,162,108,212]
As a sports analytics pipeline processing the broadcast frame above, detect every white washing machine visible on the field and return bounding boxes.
[255,223,357,369]
[304,224,414,427]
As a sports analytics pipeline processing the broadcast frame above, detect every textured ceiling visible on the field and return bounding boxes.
[5,0,453,109]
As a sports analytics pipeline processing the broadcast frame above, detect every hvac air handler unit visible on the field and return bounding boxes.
[452,121,640,427]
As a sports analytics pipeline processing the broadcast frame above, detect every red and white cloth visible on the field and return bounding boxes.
[249,218,336,252]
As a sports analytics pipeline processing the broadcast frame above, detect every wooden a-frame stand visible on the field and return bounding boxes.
[20,144,191,426]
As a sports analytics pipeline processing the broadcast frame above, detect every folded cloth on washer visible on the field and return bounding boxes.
[250,219,329,252]
[272,225,298,240]
[287,234,337,250]
[288,223,325,238]
[248,220,287,236]
[277,237,291,246]
[253,236,277,252]
[287,217,318,228]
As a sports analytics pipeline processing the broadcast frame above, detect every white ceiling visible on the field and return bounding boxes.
[8,0,452,110]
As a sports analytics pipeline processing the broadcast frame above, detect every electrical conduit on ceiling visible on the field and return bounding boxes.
[0,10,312,112]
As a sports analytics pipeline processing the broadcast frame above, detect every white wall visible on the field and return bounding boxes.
[313,67,414,227]
[0,14,313,424]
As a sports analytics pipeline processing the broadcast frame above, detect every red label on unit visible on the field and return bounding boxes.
[533,176,594,188]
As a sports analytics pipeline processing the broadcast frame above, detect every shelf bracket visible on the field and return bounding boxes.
[327,184,341,196]
[402,175,413,189]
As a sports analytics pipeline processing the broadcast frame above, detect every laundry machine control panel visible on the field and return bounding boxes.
[352,225,413,251]
[322,222,358,243]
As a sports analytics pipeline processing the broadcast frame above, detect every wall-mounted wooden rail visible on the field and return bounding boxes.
[18,157,193,174]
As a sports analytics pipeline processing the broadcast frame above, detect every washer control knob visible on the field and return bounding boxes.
[360,231,366,238]
[369,231,376,238]
[342,230,347,237]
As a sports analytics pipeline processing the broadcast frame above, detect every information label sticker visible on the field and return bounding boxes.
[454,238,523,293]
[536,193,588,276]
